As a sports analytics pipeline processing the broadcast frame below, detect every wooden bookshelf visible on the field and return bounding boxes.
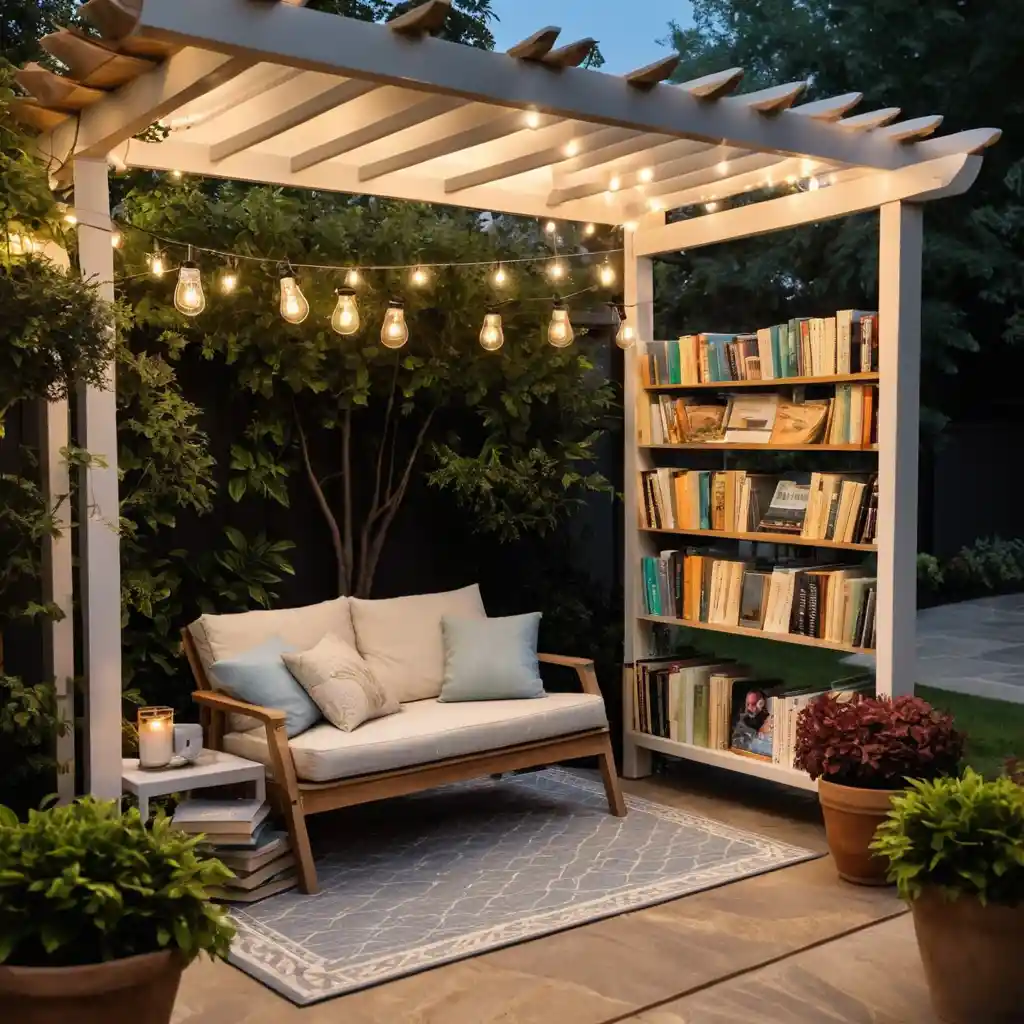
[639,526,877,552]
[641,442,877,452]
[643,372,879,392]
[637,613,875,655]
[626,732,818,792]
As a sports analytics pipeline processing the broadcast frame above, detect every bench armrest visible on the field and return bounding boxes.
[192,690,287,726]
[538,653,600,696]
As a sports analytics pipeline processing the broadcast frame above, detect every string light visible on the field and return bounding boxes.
[170,170,183,180]
[611,305,636,349]
[609,175,621,192]
[564,139,580,157]
[716,159,729,175]
[220,267,238,293]
[807,176,821,191]
[110,229,123,249]
[330,287,361,336]
[547,259,567,282]
[479,311,504,352]
[149,249,166,277]
[410,265,429,287]
[598,261,616,287]
[173,248,206,316]
[547,301,574,348]
[524,109,541,129]
[544,220,557,235]
[278,269,310,324]
[492,264,508,287]
[638,167,654,183]
[345,268,361,287]
[381,299,409,349]
[583,223,596,237]
[622,220,638,232]
[63,212,78,225]
[705,201,719,212]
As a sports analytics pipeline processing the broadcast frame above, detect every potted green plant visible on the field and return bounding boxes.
[872,768,1024,1023]
[794,693,963,884]
[0,798,235,1024]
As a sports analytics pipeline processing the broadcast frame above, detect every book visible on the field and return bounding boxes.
[220,853,297,891]
[738,570,772,629]
[173,799,270,836]
[214,830,289,872]
[723,394,779,443]
[770,400,831,445]
[209,869,298,904]
[729,681,776,761]
[759,479,810,534]
[683,404,728,442]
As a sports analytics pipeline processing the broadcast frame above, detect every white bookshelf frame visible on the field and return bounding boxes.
[623,183,952,787]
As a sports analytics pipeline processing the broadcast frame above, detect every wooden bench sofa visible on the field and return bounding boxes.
[182,588,625,894]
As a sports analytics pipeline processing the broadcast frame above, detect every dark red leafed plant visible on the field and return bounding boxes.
[795,693,964,790]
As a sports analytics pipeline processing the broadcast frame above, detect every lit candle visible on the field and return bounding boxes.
[138,707,174,768]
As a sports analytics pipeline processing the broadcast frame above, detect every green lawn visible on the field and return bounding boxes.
[666,629,1023,778]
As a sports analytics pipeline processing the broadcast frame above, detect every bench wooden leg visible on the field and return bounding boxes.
[282,793,318,895]
[265,722,319,894]
[597,735,627,817]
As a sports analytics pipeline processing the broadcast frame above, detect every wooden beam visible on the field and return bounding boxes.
[633,154,981,255]
[9,99,71,132]
[80,0,142,40]
[626,55,682,89]
[836,108,901,131]
[290,92,462,172]
[507,26,560,60]
[128,0,920,170]
[541,38,597,69]
[40,28,157,89]
[791,92,862,121]
[680,67,744,99]
[731,80,808,112]
[916,127,1001,157]
[14,64,108,111]
[209,77,378,162]
[874,115,943,142]
[388,0,450,36]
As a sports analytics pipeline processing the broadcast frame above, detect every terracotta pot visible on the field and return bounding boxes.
[911,886,1024,1024]
[817,778,900,885]
[0,950,183,1024]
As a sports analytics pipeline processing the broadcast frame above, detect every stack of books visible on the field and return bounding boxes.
[639,551,878,650]
[172,798,296,903]
[631,658,873,768]
[639,309,879,386]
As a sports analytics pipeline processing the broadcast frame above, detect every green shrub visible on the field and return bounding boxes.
[871,768,1024,905]
[0,798,235,966]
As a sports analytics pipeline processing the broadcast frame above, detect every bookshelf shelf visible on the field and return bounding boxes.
[643,372,880,392]
[641,442,877,452]
[637,613,875,656]
[626,732,818,792]
[639,526,877,552]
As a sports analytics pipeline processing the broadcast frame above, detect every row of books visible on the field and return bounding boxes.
[640,551,878,649]
[639,470,879,546]
[638,391,876,447]
[640,310,879,386]
[172,798,296,903]
[630,658,871,768]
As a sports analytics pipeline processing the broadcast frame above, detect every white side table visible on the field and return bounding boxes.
[122,749,267,821]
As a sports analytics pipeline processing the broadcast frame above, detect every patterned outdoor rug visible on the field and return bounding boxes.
[228,768,818,1005]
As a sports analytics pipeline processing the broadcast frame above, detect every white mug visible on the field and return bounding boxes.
[173,723,203,763]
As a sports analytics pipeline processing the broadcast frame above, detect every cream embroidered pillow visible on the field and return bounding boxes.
[282,633,399,733]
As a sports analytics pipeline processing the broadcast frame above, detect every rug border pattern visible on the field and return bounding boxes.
[227,769,819,1005]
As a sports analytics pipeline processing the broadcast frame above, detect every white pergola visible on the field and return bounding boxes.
[14,0,998,797]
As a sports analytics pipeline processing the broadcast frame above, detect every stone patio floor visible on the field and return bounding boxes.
[172,764,941,1024]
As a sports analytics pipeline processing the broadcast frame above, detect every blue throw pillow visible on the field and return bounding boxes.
[211,636,321,737]
[438,613,545,702]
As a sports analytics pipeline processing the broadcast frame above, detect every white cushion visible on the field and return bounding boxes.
[282,634,399,733]
[222,692,608,783]
[350,585,486,703]
[188,598,355,731]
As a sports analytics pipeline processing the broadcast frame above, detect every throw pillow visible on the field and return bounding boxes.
[282,633,400,733]
[438,612,545,702]
[210,636,321,738]
[349,584,487,703]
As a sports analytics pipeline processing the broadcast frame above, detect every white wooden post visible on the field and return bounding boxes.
[622,226,654,779]
[37,242,77,803]
[875,201,922,698]
[74,158,123,798]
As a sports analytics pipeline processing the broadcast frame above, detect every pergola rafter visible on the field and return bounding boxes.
[8,0,1000,798]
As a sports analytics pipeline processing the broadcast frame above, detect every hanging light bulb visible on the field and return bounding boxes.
[612,306,637,349]
[544,220,557,235]
[279,269,309,324]
[330,287,361,336]
[149,249,166,277]
[173,251,206,316]
[381,299,409,349]
[479,311,504,352]
[63,212,78,225]
[492,264,508,288]
[110,229,123,249]
[547,259,567,282]
[547,301,574,349]
[524,108,541,129]
[583,223,596,237]
[410,265,429,287]
[598,261,616,288]
[345,268,361,288]
[220,265,238,293]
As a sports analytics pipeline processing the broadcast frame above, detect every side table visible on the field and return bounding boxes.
[122,748,267,821]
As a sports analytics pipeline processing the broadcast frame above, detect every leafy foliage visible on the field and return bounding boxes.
[795,692,964,789]
[871,768,1024,906]
[0,799,235,966]
[918,537,1024,605]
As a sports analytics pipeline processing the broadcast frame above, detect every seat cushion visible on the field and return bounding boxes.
[349,585,486,703]
[187,597,355,732]
[222,692,608,783]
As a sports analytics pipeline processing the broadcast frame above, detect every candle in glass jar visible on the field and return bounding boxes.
[138,707,174,768]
